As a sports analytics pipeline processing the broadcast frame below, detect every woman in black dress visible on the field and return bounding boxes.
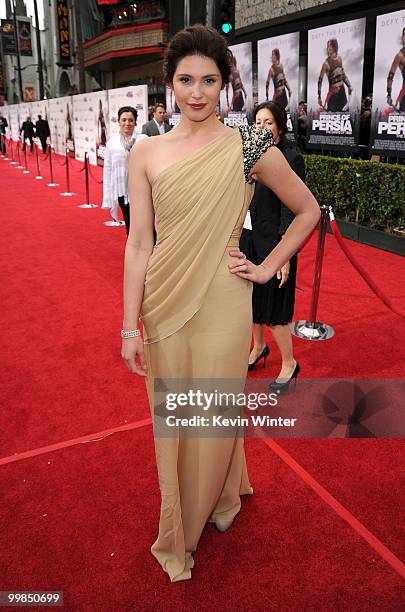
[240,101,305,392]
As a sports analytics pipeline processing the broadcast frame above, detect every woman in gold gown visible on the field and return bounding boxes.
[121,25,320,582]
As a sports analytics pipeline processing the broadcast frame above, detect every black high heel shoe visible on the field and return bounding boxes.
[248,345,270,371]
[269,361,300,394]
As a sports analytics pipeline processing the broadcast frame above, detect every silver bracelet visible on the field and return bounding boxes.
[121,329,141,339]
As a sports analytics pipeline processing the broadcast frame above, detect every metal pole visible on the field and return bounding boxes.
[85,153,89,203]
[73,0,86,94]
[33,0,44,100]
[77,153,98,208]
[206,0,214,26]
[12,0,23,101]
[9,139,17,164]
[47,144,59,186]
[23,145,30,173]
[34,146,43,179]
[16,141,23,168]
[184,0,190,27]
[290,206,335,341]
[308,207,328,323]
[60,148,76,196]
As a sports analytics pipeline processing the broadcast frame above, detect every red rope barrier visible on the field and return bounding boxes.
[329,211,405,319]
[54,155,67,167]
[70,156,86,173]
[37,149,49,161]
[87,162,103,184]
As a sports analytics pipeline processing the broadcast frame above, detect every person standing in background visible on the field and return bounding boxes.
[20,116,35,152]
[102,106,148,235]
[142,103,171,136]
[35,115,50,154]
[240,101,305,394]
[0,113,8,154]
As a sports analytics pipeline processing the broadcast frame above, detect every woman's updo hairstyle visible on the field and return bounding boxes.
[163,24,233,86]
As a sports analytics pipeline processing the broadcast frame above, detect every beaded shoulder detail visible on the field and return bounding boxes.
[238,124,275,182]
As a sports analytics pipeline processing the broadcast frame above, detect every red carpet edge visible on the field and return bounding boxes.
[0,418,152,466]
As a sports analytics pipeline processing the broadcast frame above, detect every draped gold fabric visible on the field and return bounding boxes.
[141,128,262,582]
[141,129,253,344]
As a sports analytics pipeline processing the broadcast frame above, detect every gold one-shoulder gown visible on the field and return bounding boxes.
[140,127,273,581]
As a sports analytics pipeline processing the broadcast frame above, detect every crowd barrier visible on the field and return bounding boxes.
[1,136,403,333]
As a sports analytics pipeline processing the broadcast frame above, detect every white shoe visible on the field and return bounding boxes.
[208,515,234,532]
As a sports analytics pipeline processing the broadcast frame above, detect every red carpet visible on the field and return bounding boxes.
[0,147,404,610]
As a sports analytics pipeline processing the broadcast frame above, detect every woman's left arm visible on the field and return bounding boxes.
[229,146,320,284]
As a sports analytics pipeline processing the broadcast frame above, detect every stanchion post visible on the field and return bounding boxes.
[0,133,3,158]
[77,153,98,208]
[34,146,43,179]
[47,144,59,187]
[3,136,9,160]
[290,205,335,341]
[9,139,17,164]
[23,145,30,174]
[16,141,23,169]
[60,148,76,196]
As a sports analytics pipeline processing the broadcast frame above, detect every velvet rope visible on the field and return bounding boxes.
[329,211,404,319]
[87,162,103,184]
[54,154,67,167]
[37,148,50,161]
[70,157,86,173]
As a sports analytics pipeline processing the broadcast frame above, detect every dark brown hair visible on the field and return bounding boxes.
[253,101,288,136]
[272,48,280,62]
[118,106,137,121]
[327,38,338,53]
[163,24,233,86]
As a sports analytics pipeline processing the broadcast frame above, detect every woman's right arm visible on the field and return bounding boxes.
[121,140,155,376]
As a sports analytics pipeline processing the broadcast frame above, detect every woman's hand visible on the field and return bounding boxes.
[121,336,147,376]
[228,249,272,284]
[277,261,290,287]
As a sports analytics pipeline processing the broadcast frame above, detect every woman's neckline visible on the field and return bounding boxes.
[151,128,235,188]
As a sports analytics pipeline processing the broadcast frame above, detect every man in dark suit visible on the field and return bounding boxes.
[20,116,35,152]
[142,103,171,136]
[35,115,50,153]
[0,113,8,154]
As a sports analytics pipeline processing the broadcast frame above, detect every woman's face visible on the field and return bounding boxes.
[171,54,223,122]
[119,112,136,135]
[255,108,281,143]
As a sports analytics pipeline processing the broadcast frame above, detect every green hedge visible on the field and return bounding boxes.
[304,155,405,233]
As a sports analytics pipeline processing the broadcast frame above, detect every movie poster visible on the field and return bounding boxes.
[307,18,366,151]
[257,32,299,140]
[93,91,108,165]
[73,94,95,164]
[18,19,33,57]
[73,92,108,166]
[165,86,181,127]
[49,96,74,155]
[107,84,148,137]
[220,42,253,127]
[370,9,405,157]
